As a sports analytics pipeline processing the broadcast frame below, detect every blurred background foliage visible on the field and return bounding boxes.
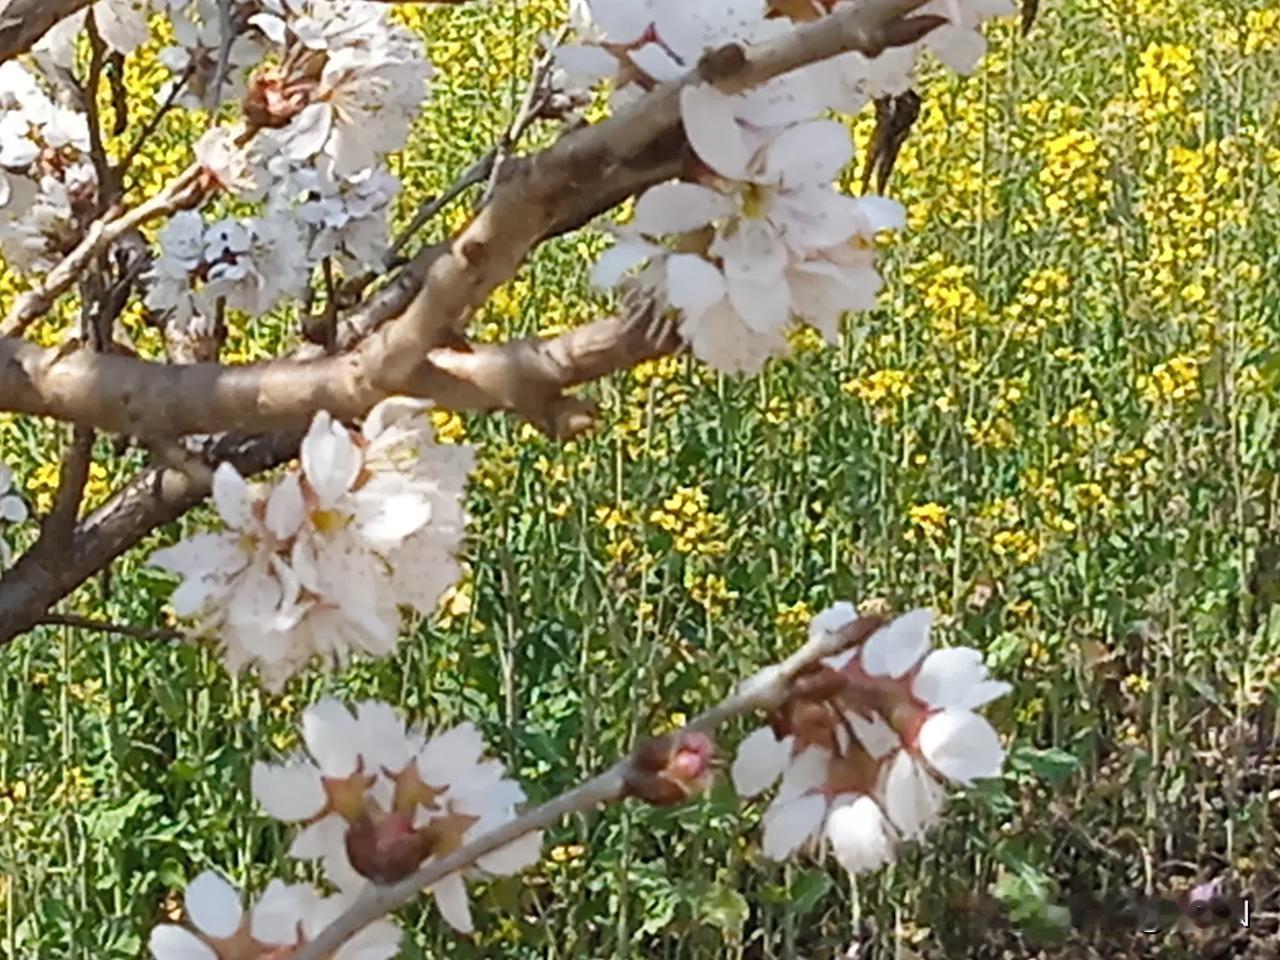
[1,0,1279,956]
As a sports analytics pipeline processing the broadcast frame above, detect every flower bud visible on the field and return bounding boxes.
[625,729,715,806]
[345,810,433,885]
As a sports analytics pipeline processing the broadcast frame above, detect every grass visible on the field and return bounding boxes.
[1,0,1279,957]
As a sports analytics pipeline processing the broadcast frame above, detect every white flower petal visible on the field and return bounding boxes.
[917,709,1005,785]
[148,925,217,960]
[665,253,725,322]
[251,761,327,821]
[628,42,685,81]
[860,608,933,678]
[764,120,853,187]
[476,830,543,875]
[825,795,897,873]
[880,750,944,838]
[761,793,826,859]
[301,411,361,508]
[431,874,473,933]
[301,699,361,776]
[633,182,731,236]
[553,42,619,79]
[848,712,901,759]
[589,238,660,288]
[212,463,254,530]
[184,871,242,940]
[730,726,789,797]
[265,474,305,541]
[250,880,309,946]
[680,84,752,180]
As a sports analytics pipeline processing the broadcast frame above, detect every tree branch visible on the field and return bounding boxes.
[291,615,882,960]
[0,0,94,66]
[0,0,932,436]
[0,0,935,648]
[0,166,204,337]
[0,431,298,646]
[0,300,676,438]
[34,613,185,642]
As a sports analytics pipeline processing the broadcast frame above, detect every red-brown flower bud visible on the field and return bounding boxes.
[345,810,432,885]
[625,729,715,806]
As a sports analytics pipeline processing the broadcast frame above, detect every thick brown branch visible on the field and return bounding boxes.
[0,310,677,439]
[0,0,926,437]
[41,426,94,555]
[0,432,298,646]
[0,0,94,65]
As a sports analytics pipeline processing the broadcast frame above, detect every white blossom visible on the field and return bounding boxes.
[0,463,29,568]
[0,63,98,273]
[148,871,400,960]
[150,398,471,688]
[732,603,1009,874]
[268,156,399,272]
[160,0,270,109]
[145,211,308,328]
[252,0,433,176]
[252,698,541,933]
[595,100,901,373]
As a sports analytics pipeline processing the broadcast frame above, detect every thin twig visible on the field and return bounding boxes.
[480,26,569,205]
[82,12,118,208]
[211,0,235,109]
[119,66,195,183]
[292,617,878,960]
[385,25,569,266]
[384,152,495,266]
[35,613,185,643]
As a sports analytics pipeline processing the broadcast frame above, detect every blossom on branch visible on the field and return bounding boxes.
[251,698,541,934]
[248,0,433,175]
[731,604,1009,874]
[0,462,29,568]
[149,398,473,689]
[0,62,97,274]
[148,870,401,960]
[594,94,903,373]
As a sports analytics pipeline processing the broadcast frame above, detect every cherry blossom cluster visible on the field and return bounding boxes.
[731,605,1008,874]
[150,870,401,960]
[138,0,428,330]
[561,0,1012,374]
[247,0,434,176]
[145,209,310,330]
[0,463,29,569]
[0,62,97,274]
[251,698,541,934]
[150,397,473,689]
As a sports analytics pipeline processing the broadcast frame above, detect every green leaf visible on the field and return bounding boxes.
[1010,746,1081,785]
[788,869,833,917]
[696,883,749,939]
[83,792,160,842]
